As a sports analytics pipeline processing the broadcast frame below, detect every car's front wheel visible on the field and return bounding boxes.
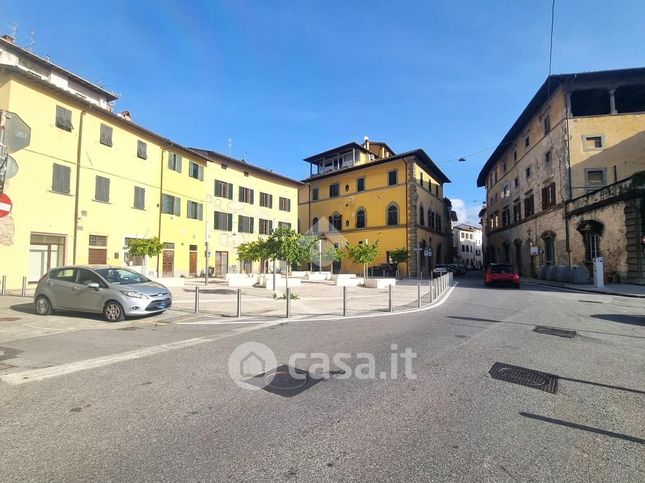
[104,301,125,322]
[35,295,53,315]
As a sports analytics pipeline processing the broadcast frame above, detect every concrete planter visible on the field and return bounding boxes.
[263,277,302,290]
[307,272,331,281]
[364,278,396,288]
[228,277,256,288]
[150,277,185,287]
[335,277,364,287]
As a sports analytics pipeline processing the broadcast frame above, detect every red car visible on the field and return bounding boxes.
[484,263,520,288]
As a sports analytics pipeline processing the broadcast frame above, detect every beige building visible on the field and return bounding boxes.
[477,67,645,284]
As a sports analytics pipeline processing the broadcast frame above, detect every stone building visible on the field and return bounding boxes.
[477,67,645,284]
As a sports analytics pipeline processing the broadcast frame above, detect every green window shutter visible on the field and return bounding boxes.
[174,197,181,216]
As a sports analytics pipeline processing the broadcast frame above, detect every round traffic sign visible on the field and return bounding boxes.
[0,193,12,218]
[0,155,19,179]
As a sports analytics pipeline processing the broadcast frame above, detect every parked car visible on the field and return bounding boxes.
[368,263,397,277]
[484,263,520,288]
[34,265,172,321]
[448,264,467,276]
[432,264,450,277]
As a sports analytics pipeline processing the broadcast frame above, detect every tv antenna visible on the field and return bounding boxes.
[28,30,36,51]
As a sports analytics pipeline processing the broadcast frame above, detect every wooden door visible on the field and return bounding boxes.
[162,250,174,277]
[189,249,198,276]
[215,251,228,277]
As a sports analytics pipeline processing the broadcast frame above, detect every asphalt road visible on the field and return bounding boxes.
[0,273,643,481]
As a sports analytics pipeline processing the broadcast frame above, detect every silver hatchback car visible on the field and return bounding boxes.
[34,265,172,322]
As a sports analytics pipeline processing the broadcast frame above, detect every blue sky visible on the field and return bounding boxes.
[2,0,645,223]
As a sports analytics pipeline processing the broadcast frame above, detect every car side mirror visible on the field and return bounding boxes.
[87,282,100,290]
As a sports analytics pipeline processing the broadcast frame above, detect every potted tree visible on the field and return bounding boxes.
[125,237,163,277]
[345,240,380,283]
[389,247,409,279]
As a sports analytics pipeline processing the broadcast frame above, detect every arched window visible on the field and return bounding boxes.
[356,209,366,229]
[429,210,435,230]
[387,204,398,226]
[419,205,425,226]
[328,212,342,231]
[312,217,319,233]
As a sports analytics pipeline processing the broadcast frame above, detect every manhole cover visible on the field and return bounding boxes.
[118,326,142,331]
[0,317,20,322]
[245,364,323,397]
[533,326,576,338]
[489,362,558,394]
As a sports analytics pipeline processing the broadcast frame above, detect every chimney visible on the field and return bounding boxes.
[120,110,132,121]
[363,135,369,150]
[1,35,15,44]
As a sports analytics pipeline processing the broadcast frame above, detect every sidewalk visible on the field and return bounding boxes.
[524,277,645,298]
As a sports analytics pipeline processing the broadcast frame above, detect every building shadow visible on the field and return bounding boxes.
[590,314,645,326]
[519,412,645,445]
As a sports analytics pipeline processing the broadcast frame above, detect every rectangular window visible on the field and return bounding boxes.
[133,186,145,210]
[513,150,517,162]
[238,215,254,233]
[543,115,551,135]
[526,166,532,179]
[278,222,292,229]
[545,150,552,164]
[51,163,71,193]
[260,192,273,208]
[514,177,519,188]
[524,136,530,148]
[189,161,204,181]
[100,124,113,147]
[583,135,604,150]
[513,200,521,223]
[137,140,147,159]
[161,194,181,216]
[279,197,291,212]
[55,105,73,131]
[168,153,182,172]
[502,208,510,226]
[541,183,556,209]
[214,211,233,231]
[503,162,507,173]
[187,200,204,220]
[420,173,424,187]
[214,180,233,199]
[524,194,535,217]
[312,188,319,201]
[239,186,254,204]
[388,170,397,186]
[357,177,365,192]
[94,176,110,202]
[89,235,107,247]
[329,183,339,198]
[259,218,273,235]
[586,169,606,188]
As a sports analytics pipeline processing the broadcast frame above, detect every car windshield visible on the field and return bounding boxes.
[491,265,515,274]
[95,268,150,285]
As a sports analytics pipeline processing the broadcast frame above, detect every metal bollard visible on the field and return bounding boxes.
[417,282,421,308]
[342,286,347,317]
[194,285,200,314]
[21,276,27,297]
[286,288,291,318]
[1,275,6,295]
[429,279,434,303]
[236,288,241,317]
[388,284,393,312]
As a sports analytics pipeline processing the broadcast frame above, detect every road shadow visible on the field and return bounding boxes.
[8,303,36,315]
[590,314,645,326]
[519,412,645,445]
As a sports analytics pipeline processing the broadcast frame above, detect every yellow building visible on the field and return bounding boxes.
[192,149,300,276]
[0,35,300,288]
[299,139,452,277]
[477,67,645,283]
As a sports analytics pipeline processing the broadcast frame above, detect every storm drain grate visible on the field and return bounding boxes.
[245,364,323,397]
[118,326,142,331]
[489,362,558,394]
[533,326,577,338]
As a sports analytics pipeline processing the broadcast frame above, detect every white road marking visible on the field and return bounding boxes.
[0,337,210,385]
[1,283,459,385]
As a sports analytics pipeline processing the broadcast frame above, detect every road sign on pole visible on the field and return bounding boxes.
[0,193,12,218]
[3,111,31,154]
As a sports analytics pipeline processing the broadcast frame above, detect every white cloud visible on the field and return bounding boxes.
[450,198,483,225]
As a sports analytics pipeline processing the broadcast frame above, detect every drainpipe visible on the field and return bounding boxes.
[72,110,86,264]
[403,158,409,277]
[564,93,573,266]
[157,148,165,277]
